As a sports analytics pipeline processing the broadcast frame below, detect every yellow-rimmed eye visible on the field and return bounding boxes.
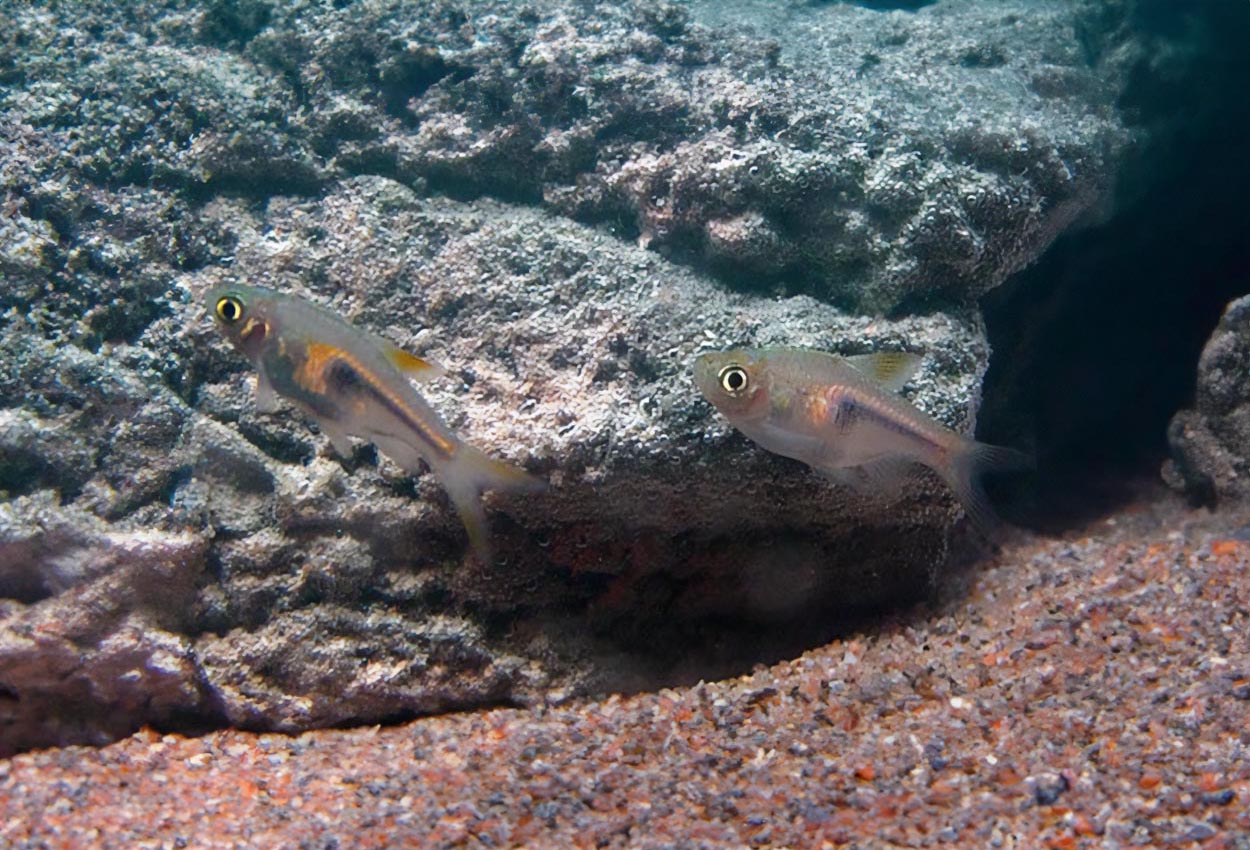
[718,364,749,396]
[215,295,244,324]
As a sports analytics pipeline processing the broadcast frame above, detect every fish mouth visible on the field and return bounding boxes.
[239,316,268,345]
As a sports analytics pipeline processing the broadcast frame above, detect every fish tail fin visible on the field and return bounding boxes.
[442,446,545,563]
[943,438,1032,538]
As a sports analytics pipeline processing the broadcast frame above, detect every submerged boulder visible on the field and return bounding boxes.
[0,0,1146,752]
[1165,295,1250,504]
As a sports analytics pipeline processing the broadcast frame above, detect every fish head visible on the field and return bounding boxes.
[206,283,280,360]
[693,348,771,422]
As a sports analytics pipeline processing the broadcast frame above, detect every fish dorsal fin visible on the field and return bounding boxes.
[386,346,447,382]
[844,351,922,393]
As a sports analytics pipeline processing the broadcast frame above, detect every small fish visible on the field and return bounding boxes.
[694,347,1028,531]
[207,283,540,559]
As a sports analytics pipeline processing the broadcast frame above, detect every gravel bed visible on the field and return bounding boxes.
[2,489,1247,849]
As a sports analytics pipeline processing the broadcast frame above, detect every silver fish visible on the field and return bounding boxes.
[694,347,1027,530]
[207,283,541,560]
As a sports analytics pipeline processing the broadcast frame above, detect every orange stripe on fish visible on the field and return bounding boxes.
[296,341,458,457]
[693,346,1031,536]
[803,388,832,426]
[294,340,340,395]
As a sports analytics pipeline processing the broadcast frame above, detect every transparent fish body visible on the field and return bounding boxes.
[694,347,1027,530]
[207,284,538,559]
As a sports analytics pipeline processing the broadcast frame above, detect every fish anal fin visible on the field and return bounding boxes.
[817,456,916,496]
[387,346,447,382]
[255,370,280,414]
[844,352,923,393]
[372,433,429,475]
[855,455,917,489]
[319,420,356,458]
[817,465,872,496]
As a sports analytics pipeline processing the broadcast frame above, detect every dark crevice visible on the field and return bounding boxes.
[0,445,91,504]
[197,0,274,48]
[978,0,1250,531]
[570,523,944,694]
[424,169,544,206]
[378,48,465,120]
[0,550,56,605]
[180,169,327,204]
[153,707,230,741]
[0,449,49,501]
[328,695,526,734]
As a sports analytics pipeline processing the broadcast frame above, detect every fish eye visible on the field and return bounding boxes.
[215,295,244,324]
[718,364,749,396]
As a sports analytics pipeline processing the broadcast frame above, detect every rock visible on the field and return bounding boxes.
[0,174,984,753]
[241,0,1129,312]
[1,0,1132,314]
[175,178,986,725]
[0,0,1152,752]
[0,494,206,756]
[1165,295,1250,503]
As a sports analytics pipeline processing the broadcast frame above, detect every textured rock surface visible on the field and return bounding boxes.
[245,0,1130,313]
[1,0,1132,315]
[1165,295,1250,503]
[2,492,1247,848]
[0,496,206,753]
[2,177,985,753]
[0,0,1148,752]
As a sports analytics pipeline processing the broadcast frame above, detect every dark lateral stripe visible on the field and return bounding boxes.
[830,386,857,432]
[327,359,456,461]
[848,391,945,452]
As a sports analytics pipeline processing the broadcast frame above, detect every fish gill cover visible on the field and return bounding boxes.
[0,0,1205,753]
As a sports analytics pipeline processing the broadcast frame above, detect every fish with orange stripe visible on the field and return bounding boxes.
[694,347,1029,533]
[207,284,541,560]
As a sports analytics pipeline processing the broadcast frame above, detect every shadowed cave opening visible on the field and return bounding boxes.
[594,1,1250,690]
[977,0,1250,531]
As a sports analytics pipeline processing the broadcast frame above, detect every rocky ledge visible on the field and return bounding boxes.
[0,0,1170,751]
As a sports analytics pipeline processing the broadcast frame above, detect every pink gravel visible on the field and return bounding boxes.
[2,489,1247,848]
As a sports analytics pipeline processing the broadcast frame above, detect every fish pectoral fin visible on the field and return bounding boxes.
[319,420,356,458]
[817,456,915,496]
[843,352,923,393]
[816,466,865,491]
[254,370,281,414]
[386,345,447,383]
[853,455,917,488]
